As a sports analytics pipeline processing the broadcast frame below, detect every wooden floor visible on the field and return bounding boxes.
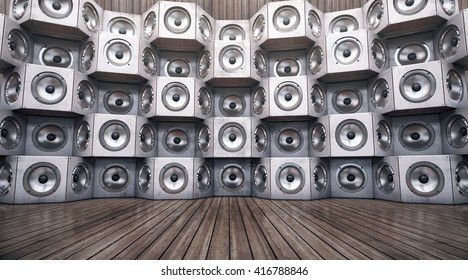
[1,197,468,260]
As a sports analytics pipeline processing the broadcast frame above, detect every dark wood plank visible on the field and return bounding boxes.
[207,194,230,260]
[229,197,253,260]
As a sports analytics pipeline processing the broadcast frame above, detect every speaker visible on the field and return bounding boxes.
[327,80,368,115]
[440,107,468,155]
[309,115,331,158]
[197,46,214,83]
[193,158,214,199]
[269,49,306,77]
[392,113,442,156]
[324,8,363,34]
[93,158,135,198]
[270,121,308,157]
[215,87,250,118]
[214,159,251,196]
[135,117,158,158]
[78,0,102,37]
[134,158,154,200]
[398,155,453,204]
[270,157,311,200]
[372,156,401,202]
[98,82,138,115]
[330,158,374,198]
[434,9,468,67]
[196,5,215,47]
[65,157,94,202]
[26,115,74,156]
[310,157,331,200]
[157,121,196,157]
[362,0,385,32]
[0,15,33,70]
[388,31,434,67]
[216,20,249,41]
[139,40,159,81]
[0,156,17,204]
[32,34,80,70]
[251,43,269,81]
[324,29,389,82]
[160,50,197,78]
[153,157,194,199]
[13,156,68,204]
[308,77,328,118]
[449,155,468,204]
[306,39,327,81]
[251,158,271,199]
[251,118,271,158]
[0,110,27,156]
[213,117,253,158]
[103,10,141,36]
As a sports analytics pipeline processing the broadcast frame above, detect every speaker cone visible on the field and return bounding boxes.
[371,78,390,110]
[273,6,300,32]
[164,7,191,34]
[329,15,359,33]
[308,46,323,75]
[276,127,303,153]
[104,39,133,67]
[198,50,211,78]
[336,164,367,192]
[399,121,435,151]
[311,84,325,114]
[308,10,322,38]
[313,163,328,193]
[276,163,305,194]
[32,123,67,152]
[274,81,303,111]
[82,2,100,33]
[393,0,428,15]
[446,69,464,103]
[376,120,392,152]
[103,89,133,114]
[23,162,61,197]
[142,47,158,76]
[220,164,245,191]
[4,72,21,105]
[376,162,395,194]
[438,25,460,59]
[311,123,327,152]
[254,164,268,193]
[253,50,267,78]
[455,161,468,197]
[275,57,301,77]
[198,87,212,116]
[367,0,384,30]
[395,41,430,66]
[162,82,190,111]
[75,121,90,152]
[198,125,210,152]
[252,87,266,115]
[336,119,368,151]
[440,0,456,15]
[199,15,213,42]
[332,88,363,113]
[31,72,67,104]
[399,70,436,102]
[332,37,362,65]
[252,14,266,42]
[71,163,91,194]
[12,0,28,20]
[371,39,386,69]
[138,164,151,193]
[140,85,154,114]
[165,57,191,77]
[143,11,156,39]
[159,163,188,194]
[254,124,268,153]
[76,80,95,111]
[0,162,13,197]
[81,41,95,71]
[406,161,444,197]
[39,0,73,19]
[100,164,129,192]
[445,114,468,149]
[197,164,211,192]
[163,128,190,153]
[8,29,29,63]
[219,122,246,152]
[220,94,245,117]
[39,45,73,68]
[139,124,155,152]
[0,117,22,150]
[219,45,245,72]
[219,24,246,41]
[99,120,131,151]
[108,17,136,35]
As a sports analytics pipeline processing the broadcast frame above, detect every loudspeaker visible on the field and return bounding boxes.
[324,29,389,82]
[197,46,214,83]
[270,121,308,157]
[215,87,250,118]
[0,156,17,204]
[309,115,331,158]
[440,107,468,155]
[103,10,141,36]
[32,34,80,69]
[213,117,253,158]
[196,5,215,47]
[251,158,271,199]
[160,50,197,78]
[139,40,159,81]
[308,77,327,118]
[0,15,33,69]
[270,157,311,200]
[0,110,27,156]
[306,38,327,80]
[98,82,138,115]
[388,31,434,67]
[153,157,194,199]
[327,80,368,115]
[216,20,249,41]
[193,158,214,199]
[135,117,158,158]
[78,0,102,36]
[251,43,269,81]
[214,159,251,196]
[269,49,306,77]
[372,156,401,202]
[65,157,94,202]
[135,158,154,200]
[157,121,196,157]
[392,113,442,155]
[324,8,363,34]
[13,156,68,204]
[449,155,468,204]
[398,155,453,204]
[435,9,468,67]
[26,115,74,156]
[93,158,135,198]
[330,158,374,198]
[310,157,330,200]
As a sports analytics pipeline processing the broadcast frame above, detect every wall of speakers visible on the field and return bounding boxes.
[93,158,135,198]
[330,158,374,198]
[372,156,401,202]
[26,115,74,156]
[0,110,27,156]
[214,159,251,196]
[153,157,194,199]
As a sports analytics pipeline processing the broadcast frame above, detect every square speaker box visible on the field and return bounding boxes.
[25,115,74,156]
[214,158,251,197]
[102,10,141,37]
[153,157,194,200]
[32,34,80,70]
[0,14,33,70]
[440,107,468,155]
[0,110,27,156]
[269,157,311,200]
[196,5,215,48]
[449,155,468,204]
[307,77,327,118]
[65,157,94,202]
[251,43,269,81]
[310,157,331,200]
[139,39,160,81]
[251,158,271,199]
[309,115,331,158]
[14,156,69,204]
[213,117,253,158]
[215,87,251,118]
[193,158,214,199]
[372,156,401,202]
[306,38,327,81]
[197,45,214,83]
[270,121,308,157]
[216,20,249,42]
[135,117,158,158]
[93,158,135,198]
[324,8,364,35]
[159,50,197,78]
[388,31,435,67]
[327,80,368,115]
[435,9,468,67]
[398,155,454,204]
[135,158,155,200]
[392,113,442,156]
[0,156,19,204]
[330,157,374,199]
[157,121,196,158]
[98,81,138,115]
[268,49,306,77]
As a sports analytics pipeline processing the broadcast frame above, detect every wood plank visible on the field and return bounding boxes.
[229,197,253,259]
[207,194,230,259]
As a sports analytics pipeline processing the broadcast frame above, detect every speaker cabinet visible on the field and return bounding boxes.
[160,50,197,78]
[392,114,442,156]
[215,87,250,118]
[309,115,331,158]
[0,156,18,204]
[135,117,158,158]
[135,158,154,200]
[153,157,194,199]
[0,110,27,156]
[139,40,159,81]
[197,46,214,83]
[33,34,80,70]
[213,117,253,158]
[94,158,135,198]
[310,157,330,200]
[435,9,468,67]
[327,80,368,115]
[308,77,328,118]
[196,5,215,48]
[216,20,249,41]
[0,15,33,70]
[330,158,374,198]
[449,155,468,204]
[157,121,196,157]
[193,158,214,199]
[373,156,401,202]
[13,156,69,204]
[214,159,251,196]
[324,8,363,34]
[270,121,308,157]
[98,82,138,115]
[398,155,453,204]
[251,158,271,199]
[440,107,468,155]
[269,49,306,77]
[270,157,311,200]
[103,10,141,36]
[324,29,389,82]
[388,31,435,67]
[26,115,74,156]
[251,43,269,81]
[65,157,94,202]
[306,38,327,81]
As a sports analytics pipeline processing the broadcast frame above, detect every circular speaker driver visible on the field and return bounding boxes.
[103,89,133,114]
[254,125,268,154]
[393,0,428,15]
[376,120,392,152]
[332,37,362,65]
[197,164,211,192]
[0,117,22,150]
[39,0,73,19]
[82,2,100,33]
[219,24,246,41]
[23,162,61,197]
[138,164,151,193]
[252,14,266,42]
[276,127,303,153]
[274,56,301,77]
[162,82,190,111]
[438,25,460,59]
[0,162,13,197]
[371,78,390,110]
[335,120,368,151]
[199,15,213,42]
[139,124,155,152]
[376,162,395,194]
[198,50,211,78]
[274,81,303,111]
[99,120,131,152]
[336,164,367,193]
[273,6,300,32]
[313,163,328,193]
[198,87,212,116]
[140,85,154,115]
[163,128,190,153]
[367,0,384,30]
[75,121,90,152]
[311,84,325,114]
[219,45,245,72]
[332,88,363,113]
[371,39,387,69]
[308,46,323,75]
[198,125,211,153]
[108,17,137,35]
[164,7,191,34]
[406,161,444,197]
[32,123,67,152]
[455,161,468,197]
[76,80,95,111]
[81,41,95,71]
[142,47,158,76]
[4,72,21,105]
[219,94,245,117]
[440,0,456,15]
[31,72,67,104]
[253,50,267,78]
[254,164,268,193]
[71,163,91,194]
[395,41,430,66]
[100,164,129,192]
[275,163,305,194]
[399,121,435,151]
[445,114,468,149]
[399,70,436,102]
[143,12,157,39]
[39,45,73,68]
[252,87,266,116]
[159,163,188,194]
[446,69,464,103]
[8,29,29,63]
[165,57,191,77]
[308,10,322,38]
[311,123,327,153]
[218,122,246,152]
[12,0,28,20]
[104,39,133,67]
[220,164,245,191]
[329,15,359,33]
